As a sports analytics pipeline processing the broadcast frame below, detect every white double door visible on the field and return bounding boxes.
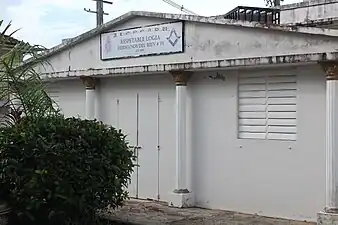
[116,91,160,200]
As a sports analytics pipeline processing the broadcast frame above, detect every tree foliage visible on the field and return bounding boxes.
[0,115,134,225]
[0,20,59,126]
[0,20,134,225]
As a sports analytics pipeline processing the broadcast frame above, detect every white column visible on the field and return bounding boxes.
[86,89,95,120]
[94,83,101,121]
[176,85,187,192]
[82,76,96,120]
[171,71,191,194]
[322,62,338,213]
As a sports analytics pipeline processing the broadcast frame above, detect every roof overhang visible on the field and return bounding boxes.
[41,51,337,80]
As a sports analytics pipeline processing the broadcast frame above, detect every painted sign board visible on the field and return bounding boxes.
[100,22,183,60]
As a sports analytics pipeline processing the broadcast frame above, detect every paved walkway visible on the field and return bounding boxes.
[103,200,315,225]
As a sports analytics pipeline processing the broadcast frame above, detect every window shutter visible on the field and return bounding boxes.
[238,73,297,141]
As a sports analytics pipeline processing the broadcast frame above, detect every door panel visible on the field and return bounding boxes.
[158,90,176,202]
[118,94,138,198]
[138,92,159,200]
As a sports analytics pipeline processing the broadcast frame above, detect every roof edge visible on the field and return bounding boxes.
[32,11,338,62]
[43,11,138,57]
[40,51,338,79]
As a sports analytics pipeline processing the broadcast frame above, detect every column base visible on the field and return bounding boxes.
[168,189,194,208]
[318,210,338,224]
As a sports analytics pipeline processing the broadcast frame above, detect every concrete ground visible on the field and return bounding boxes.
[103,200,316,225]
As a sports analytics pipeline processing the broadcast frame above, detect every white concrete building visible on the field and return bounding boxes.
[280,0,338,28]
[34,10,338,223]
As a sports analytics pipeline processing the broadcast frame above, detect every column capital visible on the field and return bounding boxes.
[170,71,193,86]
[320,61,338,80]
[81,76,97,89]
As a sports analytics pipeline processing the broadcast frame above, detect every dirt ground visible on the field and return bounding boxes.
[103,200,316,225]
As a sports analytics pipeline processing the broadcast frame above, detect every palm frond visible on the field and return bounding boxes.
[0,20,60,127]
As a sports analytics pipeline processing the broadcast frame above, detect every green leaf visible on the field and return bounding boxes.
[0,20,60,127]
[0,114,134,224]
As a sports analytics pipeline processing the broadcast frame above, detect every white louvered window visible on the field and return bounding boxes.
[238,72,297,141]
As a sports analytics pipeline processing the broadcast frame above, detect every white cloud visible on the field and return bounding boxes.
[4,0,93,47]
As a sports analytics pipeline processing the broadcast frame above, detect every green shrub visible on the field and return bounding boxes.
[0,115,134,225]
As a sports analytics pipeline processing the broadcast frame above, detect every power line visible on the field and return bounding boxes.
[162,0,198,15]
[84,0,113,27]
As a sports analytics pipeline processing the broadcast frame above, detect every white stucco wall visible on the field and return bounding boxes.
[50,79,85,118]
[46,73,177,202]
[51,64,326,221]
[281,0,338,24]
[37,16,338,75]
[37,11,337,221]
[190,64,326,221]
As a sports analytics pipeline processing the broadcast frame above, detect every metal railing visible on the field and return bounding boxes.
[223,6,281,25]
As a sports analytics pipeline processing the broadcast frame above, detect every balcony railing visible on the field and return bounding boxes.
[223,6,280,25]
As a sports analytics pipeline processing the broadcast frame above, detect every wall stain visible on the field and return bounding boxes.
[206,72,226,81]
[213,41,232,56]
[197,39,215,52]
[68,50,72,61]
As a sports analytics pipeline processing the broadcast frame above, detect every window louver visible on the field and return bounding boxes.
[238,73,297,141]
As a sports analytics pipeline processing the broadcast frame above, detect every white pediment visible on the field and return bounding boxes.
[35,11,338,75]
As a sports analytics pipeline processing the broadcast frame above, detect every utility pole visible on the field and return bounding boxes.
[84,0,113,27]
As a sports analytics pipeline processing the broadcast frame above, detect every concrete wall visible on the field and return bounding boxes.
[190,64,326,221]
[53,74,177,202]
[53,64,326,221]
[53,79,85,118]
[281,0,338,24]
[37,16,338,74]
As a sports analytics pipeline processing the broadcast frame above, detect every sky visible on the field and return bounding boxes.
[1,0,300,48]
